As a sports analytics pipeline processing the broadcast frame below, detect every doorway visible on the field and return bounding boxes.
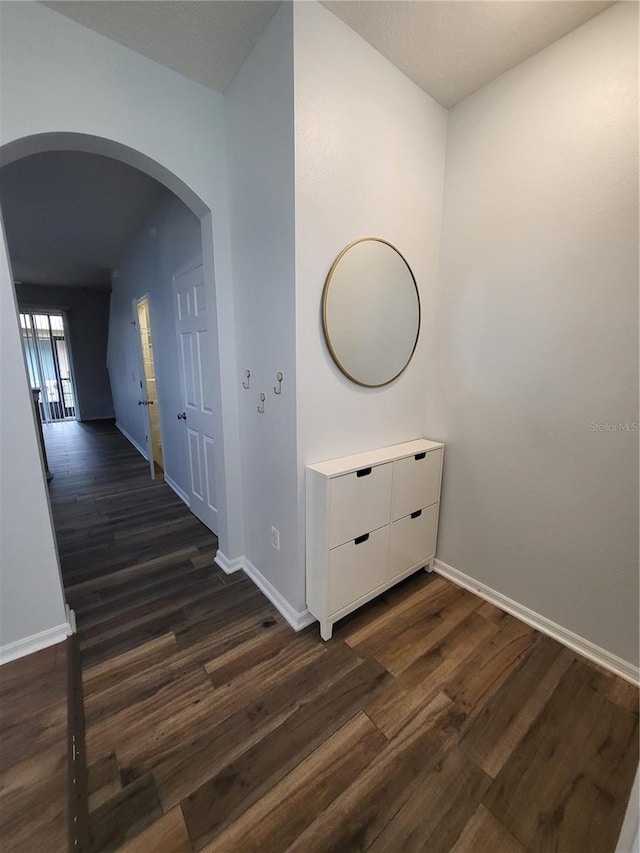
[136,296,164,479]
[2,132,229,558]
[19,310,77,423]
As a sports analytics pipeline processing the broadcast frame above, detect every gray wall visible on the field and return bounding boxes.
[225,3,300,607]
[0,221,68,657]
[427,3,639,666]
[108,190,202,497]
[15,282,114,421]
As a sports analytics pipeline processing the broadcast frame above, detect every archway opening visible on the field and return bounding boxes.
[0,131,223,569]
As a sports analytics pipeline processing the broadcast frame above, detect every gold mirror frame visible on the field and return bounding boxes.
[321,237,421,388]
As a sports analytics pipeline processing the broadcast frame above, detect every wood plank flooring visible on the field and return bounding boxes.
[0,643,69,853]
[45,420,224,670]
[1,419,638,852]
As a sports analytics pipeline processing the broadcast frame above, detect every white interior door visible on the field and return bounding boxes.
[173,264,218,532]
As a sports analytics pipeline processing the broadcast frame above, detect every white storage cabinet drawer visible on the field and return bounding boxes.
[306,438,444,640]
[388,503,438,580]
[328,526,389,615]
[328,462,392,548]
[392,448,443,522]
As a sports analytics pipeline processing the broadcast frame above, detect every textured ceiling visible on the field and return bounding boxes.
[322,1,617,107]
[42,0,616,105]
[42,1,281,92]
[0,152,166,287]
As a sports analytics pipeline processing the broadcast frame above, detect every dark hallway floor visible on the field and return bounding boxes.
[45,419,224,668]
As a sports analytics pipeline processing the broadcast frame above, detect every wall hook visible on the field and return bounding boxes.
[242,369,251,389]
[257,393,266,414]
[274,371,284,395]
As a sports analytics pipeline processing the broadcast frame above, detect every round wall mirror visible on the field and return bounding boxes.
[322,238,420,387]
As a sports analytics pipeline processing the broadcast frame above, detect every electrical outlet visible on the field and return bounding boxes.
[271,526,280,551]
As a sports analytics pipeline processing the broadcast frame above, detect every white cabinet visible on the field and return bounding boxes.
[391,448,443,521]
[328,526,389,615]
[389,503,438,579]
[328,461,392,549]
[306,439,444,640]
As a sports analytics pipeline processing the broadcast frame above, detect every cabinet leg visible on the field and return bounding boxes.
[320,620,333,641]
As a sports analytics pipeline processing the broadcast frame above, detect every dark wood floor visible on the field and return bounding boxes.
[2,419,638,852]
[0,642,69,852]
[46,420,223,670]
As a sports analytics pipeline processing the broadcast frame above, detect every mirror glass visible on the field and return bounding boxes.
[322,238,420,387]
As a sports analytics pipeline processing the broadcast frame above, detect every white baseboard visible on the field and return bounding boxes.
[164,474,190,507]
[214,549,244,575]
[66,604,77,634]
[615,767,640,853]
[115,421,148,460]
[0,621,73,665]
[216,549,314,632]
[434,559,640,686]
[243,558,315,633]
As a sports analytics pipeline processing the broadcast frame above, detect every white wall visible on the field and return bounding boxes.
[293,1,448,599]
[428,3,639,667]
[0,1,245,563]
[0,219,69,660]
[294,1,447,461]
[108,192,203,496]
[224,4,301,607]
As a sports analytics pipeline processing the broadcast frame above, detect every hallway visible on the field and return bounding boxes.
[45,419,285,850]
[46,420,226,668]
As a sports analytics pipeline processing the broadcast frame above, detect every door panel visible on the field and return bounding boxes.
[197,330,213,412]
[194,282,206,315]
[188,428,203,500]
[204,435,217,510]
[180,333,197,407]
[178,290,191,320]
[174,264,218,532]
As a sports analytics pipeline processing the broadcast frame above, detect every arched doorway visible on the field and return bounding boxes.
[1,132,227,547]
[0,132,210,217]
